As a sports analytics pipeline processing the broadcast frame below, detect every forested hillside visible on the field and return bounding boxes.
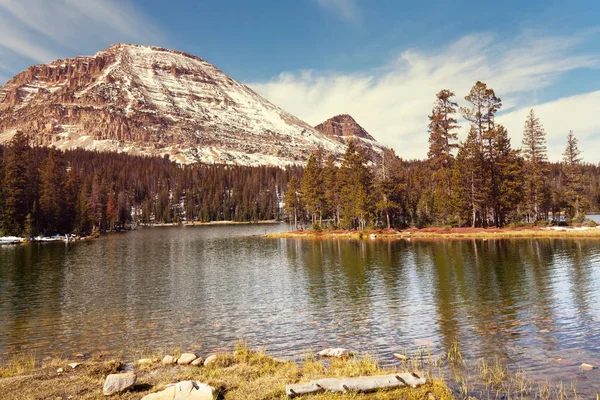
[286,82,600,230]
[0,133,301,237]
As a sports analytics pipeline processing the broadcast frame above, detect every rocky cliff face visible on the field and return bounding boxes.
[315,114,385,161]
[0,44,366,166]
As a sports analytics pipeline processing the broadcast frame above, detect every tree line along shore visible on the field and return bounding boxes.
[1,81,598,240]
[284,82,599,232]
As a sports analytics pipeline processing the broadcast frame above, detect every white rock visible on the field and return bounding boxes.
[317,348,354,358]
[141,380,215,400]
[203,354,218,366]
[393,353,407,361]
[177,353,198,365]
[190,357,204,366]
[68,362,80,369]
[162,355,177,365]
[103,372,137,396]
[57,367,64,373]
[581,363,596,370]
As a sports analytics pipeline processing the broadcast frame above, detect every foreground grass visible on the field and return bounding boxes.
[0,344,452,400]
[267,226,600,240]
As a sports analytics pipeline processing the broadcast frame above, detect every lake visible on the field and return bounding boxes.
[1,224,599,391]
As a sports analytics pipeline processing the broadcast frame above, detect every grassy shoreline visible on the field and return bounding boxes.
[0,344,452,400]
[267,226,600,240]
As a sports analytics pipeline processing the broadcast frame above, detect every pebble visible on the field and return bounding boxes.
[68,363,80,369]
[57,368,64,373]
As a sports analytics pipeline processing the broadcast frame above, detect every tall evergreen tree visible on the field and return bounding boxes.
[1,132,31,235]
[427,89,459,224]
[39,149,67,234]
[562,130,586,222]
[339,141,373,230]
[300,153,323,225]
[284,175,301,230]
[521,109,550,222]
[375,148,406,229]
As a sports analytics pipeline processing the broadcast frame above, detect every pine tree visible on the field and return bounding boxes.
[452,128,486,227]
[428,89,459,169]
[460,81,502,226]
[300,153,323,225]
[322,155,340,227]
[562,130,586,222]
[339,141,373,230]
[427,89,459,225]
[39,149,67,234]
[521,109,550,222]
[284,175,301,230]
[1,132,31,235]
[375,149,406,229]
[491,126,524,226]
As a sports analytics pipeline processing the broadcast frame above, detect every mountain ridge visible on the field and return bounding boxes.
[0,43,385,166]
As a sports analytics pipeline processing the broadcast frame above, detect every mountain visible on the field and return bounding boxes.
[0,43,379,167]
[315,114,386,161]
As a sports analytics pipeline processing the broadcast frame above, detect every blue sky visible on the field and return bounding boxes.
[0,0,599,161]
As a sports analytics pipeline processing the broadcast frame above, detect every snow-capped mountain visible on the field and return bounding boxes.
[0,44,383,166]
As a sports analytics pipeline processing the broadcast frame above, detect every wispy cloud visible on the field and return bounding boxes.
[0,0,164,71]
[251,31,599,162]
[315,0,360,23]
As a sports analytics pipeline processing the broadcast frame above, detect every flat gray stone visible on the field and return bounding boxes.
[103,372,136,396]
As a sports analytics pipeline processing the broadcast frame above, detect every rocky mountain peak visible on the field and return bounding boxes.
[0,44,385,166]
[314,114,376,142]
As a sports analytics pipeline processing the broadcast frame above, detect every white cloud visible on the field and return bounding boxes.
[0,0,164,65]
[250,31,599,162]
[499,91,600,163]
[315,0,360,23]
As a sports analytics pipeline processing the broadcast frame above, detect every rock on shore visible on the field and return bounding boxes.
[141,380,215,400]
[103,372,136,396]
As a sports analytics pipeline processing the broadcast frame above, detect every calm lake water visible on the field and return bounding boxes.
[1,224,600,390]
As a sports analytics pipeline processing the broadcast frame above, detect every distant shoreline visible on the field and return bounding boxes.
[267,226,600,240]
[142,220,282,227]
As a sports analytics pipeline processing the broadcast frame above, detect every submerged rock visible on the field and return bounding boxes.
[103,372,136,396]
[141,380,215,400]
[581,363,596,370]
[177,353,198,365]
[393,353,407,361]
[317,348,354,358]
